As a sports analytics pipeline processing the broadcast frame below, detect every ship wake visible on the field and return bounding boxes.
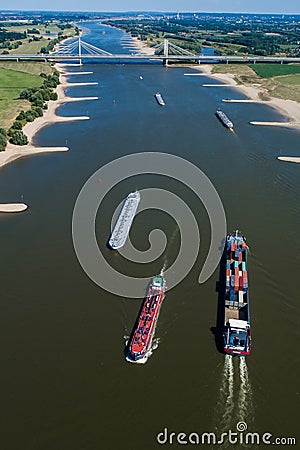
[214,356,254,437]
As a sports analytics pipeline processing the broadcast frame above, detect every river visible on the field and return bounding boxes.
[0,21,299,450]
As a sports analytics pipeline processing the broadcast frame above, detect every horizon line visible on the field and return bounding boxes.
[1,9,300,15]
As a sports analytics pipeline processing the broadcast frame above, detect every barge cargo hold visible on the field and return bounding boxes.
[108,191,140,250]
[223,230,252,356]
[126,275,166,364]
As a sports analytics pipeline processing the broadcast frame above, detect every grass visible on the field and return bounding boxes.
[0,68,42,129]
[0,61,54,76]
[212,63,300,102]
[10,38,52,54]
[4,24,62,35]
[8,23,76,55]
[275,74,300,84]
[249,63,300,78]
[0,23,75,133]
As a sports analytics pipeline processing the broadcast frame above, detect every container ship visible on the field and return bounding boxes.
[223,230,251,356]
[216,109,233,129]
[108,191,140,250]
[155,93,166,106]
[126,274,166,364]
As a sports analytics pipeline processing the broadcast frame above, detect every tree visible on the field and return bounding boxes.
[33,106,43,117]
[16,110,26,121]
[0,133,6,151]
[50,92,58,101]
[9,131,28,146]
[11,120,23,130]
[20,88,35,100]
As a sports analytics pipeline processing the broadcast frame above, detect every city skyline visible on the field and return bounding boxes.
[0,0,299,14]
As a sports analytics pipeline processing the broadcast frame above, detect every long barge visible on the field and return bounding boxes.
[126,275,166,364]
[108,191,140,250]
[216,109,234,129]
[223,230,251,356]
[155,93,166,106]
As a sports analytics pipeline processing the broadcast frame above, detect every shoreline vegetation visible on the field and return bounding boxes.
[0,64,92,169]
[1,24,300,171]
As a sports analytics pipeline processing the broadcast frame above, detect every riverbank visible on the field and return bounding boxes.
[0,64,93,169]
[195,64,300,127]
[131,36,155,55]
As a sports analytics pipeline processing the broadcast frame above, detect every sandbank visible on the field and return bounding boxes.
[0,203,28,213]
[277,156,300,163]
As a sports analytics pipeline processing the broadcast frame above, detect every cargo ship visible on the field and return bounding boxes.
[216,109,233,129]
[108,191,140,250]
[126,274,166,363]
[223,230,251,356]
[155,93,166,106]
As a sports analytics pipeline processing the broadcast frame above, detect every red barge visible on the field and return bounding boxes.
[126,275,166,364]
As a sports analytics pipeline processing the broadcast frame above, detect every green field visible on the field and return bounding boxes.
[0,61,53,76]
[276,74,300,84]
[10,37,53,55]
[4,24,61,35]
[0,68,42,128]
[249,63,300,78]
[212,63,300,102]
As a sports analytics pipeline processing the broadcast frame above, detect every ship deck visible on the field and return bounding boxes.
[109,193,140,249]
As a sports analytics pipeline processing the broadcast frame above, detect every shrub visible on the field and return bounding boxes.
[0,128,7,137]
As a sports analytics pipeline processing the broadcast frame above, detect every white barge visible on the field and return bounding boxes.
[108,192,140,250]
[155,93,166,106]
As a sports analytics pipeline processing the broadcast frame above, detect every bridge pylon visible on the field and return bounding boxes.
[78,36,83,66]
[163,38,169,66]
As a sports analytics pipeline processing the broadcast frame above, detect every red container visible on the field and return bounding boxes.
[239,276,243,288]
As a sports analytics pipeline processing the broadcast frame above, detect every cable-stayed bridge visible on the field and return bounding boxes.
[1,37,300,65]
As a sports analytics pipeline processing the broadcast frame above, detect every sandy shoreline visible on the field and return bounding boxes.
[130,36,155,55]
[193,64,300,126]
[0,63,95,169]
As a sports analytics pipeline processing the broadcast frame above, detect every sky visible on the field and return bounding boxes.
[0,0,299,14]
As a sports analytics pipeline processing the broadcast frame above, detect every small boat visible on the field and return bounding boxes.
[223,230,252,356]
[155,93,166,106]
[108,192,140,250]
[216,109,234,129]
[139,75,143,80]
[126,274,166,363]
